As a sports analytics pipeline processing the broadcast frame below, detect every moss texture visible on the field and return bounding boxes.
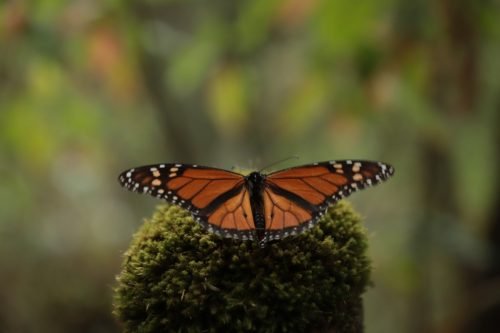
[113,201,371,333]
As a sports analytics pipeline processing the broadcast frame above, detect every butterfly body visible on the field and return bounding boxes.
[119,160,394,246]
[245,172,268,242]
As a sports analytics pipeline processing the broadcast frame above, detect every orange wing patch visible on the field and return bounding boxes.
[321,173,348,185]
[302,177,338,195]
[177,179,210,199]
[190,180,242,207]
[167,177,191,190]
[263,190,312,230]
[267,178,325,205]
[167,174,244,209]
[208,189,254,231]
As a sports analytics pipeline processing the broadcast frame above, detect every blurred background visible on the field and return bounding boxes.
[1,0,499,332]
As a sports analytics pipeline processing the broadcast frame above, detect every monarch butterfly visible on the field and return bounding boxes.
[119,160,394,246]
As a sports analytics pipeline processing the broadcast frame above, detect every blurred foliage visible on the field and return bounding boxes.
[1,0,499,332]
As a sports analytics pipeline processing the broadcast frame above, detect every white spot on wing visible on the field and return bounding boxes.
[352,173,363,181]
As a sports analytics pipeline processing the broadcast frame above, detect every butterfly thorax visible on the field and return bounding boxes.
[245,172,267,243]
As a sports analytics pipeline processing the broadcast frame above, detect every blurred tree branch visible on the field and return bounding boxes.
[131,2,220,162]
[392,0,480,332]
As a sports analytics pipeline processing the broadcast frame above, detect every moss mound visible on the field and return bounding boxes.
[113,201,371,333]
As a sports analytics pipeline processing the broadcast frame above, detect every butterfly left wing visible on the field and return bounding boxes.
[118,163,256,240]
[262,160,394,241]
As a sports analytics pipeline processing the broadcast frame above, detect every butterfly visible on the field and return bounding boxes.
[118,160,394,246]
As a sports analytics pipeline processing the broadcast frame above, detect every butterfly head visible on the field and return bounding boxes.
[245,171,266,188]
[247,171,265,180]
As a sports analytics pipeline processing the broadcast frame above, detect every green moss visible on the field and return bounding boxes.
[113,201,371,333]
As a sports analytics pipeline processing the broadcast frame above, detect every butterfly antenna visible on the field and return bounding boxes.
[258,155,299,173]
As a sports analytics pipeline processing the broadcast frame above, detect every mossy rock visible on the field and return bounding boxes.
[113,201,371,333]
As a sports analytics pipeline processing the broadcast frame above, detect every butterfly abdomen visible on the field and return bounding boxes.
[245,172,267,243]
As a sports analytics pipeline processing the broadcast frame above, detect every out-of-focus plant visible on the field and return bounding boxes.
[114,202,370,332]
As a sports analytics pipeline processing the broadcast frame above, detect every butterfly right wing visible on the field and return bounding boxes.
[262,160,394,241]
[118,163,256,240]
